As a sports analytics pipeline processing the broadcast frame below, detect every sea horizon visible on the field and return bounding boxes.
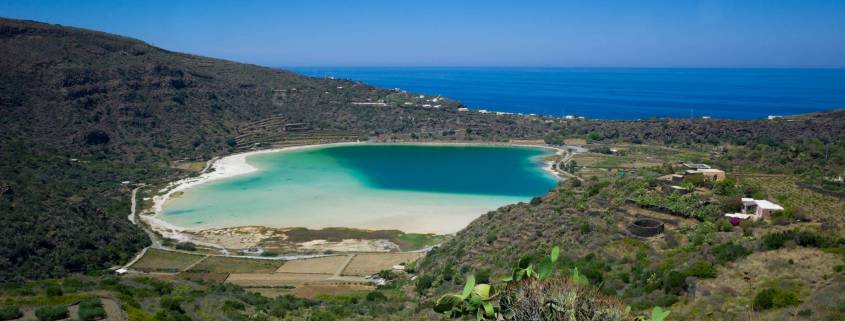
[287,66,845,120]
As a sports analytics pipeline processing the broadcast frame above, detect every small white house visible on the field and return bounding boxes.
[725,198,784,221]
[457,107,469,112]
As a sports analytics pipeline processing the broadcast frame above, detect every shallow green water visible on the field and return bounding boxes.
[160,144,558,233]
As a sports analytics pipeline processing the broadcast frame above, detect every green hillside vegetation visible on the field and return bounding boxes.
[2,17,845,321]
[0,17,551,281]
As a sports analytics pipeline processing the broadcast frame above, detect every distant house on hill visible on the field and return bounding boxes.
[681,163,726,181]
[725,198,784,221]
[686,168,726,182]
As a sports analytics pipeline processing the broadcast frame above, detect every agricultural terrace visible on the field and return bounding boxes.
[129,249,205,273]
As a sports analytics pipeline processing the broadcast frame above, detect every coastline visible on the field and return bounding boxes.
[143,142,363,241]
[141,141,564,248]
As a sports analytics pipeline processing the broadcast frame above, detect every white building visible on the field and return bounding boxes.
[457,107,469,112]
[725,198,784,221]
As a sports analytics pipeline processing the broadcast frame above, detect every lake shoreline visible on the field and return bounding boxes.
[140,141,563,249]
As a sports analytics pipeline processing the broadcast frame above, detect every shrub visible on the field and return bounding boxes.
[579,221,592,234]
[475,269,491,284]
[498,277,629,321]
[365,291,387,302]
[159,296,184,312]
[174,242,197,251]
[78,298,106,321]
[684,261,717,279]
[45,286,63,297]
[35,305,69,321]
[715,218,733,232]
[712,242,750,263]
[222,300,245,311]
[415,275,433,294]
[762,231,793,250]
[662,271,687,294]
[753,287,801,310]
[0,306,23,321]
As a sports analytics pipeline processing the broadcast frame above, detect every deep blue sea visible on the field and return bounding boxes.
[288,67,845,120]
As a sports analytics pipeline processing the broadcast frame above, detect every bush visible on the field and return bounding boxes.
[475,269,491,284]
[159,296,183,312]
[712,242,750,263]
[35,305,69,321]
[762,231,793,250]
[715,218,733,232]
[684,261,717,278]
[662,271,687,294]
[174,242,197,251]
[45,286,63,297]
[0,306,23,321]
[579,221,592,234]
[499,276,629,321]
[222,300,245,311]
[365,291,387,302]
[753,288,801,310]
[78,298,106,321]
[415,275,433,294]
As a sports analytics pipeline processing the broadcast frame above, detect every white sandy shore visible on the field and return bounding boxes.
[141,141,563,246]
[142,142,362,241]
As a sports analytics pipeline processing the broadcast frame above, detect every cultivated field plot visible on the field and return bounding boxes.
[739,175,845,232]
[572,152,663,170]
[130,249,204,272]
[275,255,350,274]
[225,273,333,287]
[341,252,424,276]
[189,256,284,273]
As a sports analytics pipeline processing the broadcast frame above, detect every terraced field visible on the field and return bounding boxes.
[129,249,205,273]
[738,174,845,233]
[189,256,284,273]
[342,253,424,276]
[275,256,350,274]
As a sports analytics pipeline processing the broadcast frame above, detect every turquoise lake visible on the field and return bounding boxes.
[159,144,558,233]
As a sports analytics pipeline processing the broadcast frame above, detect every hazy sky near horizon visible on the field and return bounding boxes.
[2,0,844,67]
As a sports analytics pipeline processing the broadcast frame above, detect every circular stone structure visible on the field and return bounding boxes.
[628,217,664,237]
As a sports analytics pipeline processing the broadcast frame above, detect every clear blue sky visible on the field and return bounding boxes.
[2,0,844,67]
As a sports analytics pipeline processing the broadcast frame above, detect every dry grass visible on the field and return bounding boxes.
[563,138,587,145]
[190,256,284,273]
[341,252,424,276]
[171,161,206,172]
[673,247,842,321]
[130,249,204,272]
[275,256,350,274]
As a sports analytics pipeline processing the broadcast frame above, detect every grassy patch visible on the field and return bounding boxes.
[285,227,402,243]
[189,256,284,273]
[394,233,448,251]
[130,249,204,273]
